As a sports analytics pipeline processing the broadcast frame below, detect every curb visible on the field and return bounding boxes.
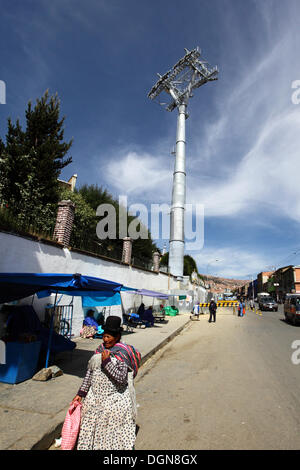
[31,419,65,451]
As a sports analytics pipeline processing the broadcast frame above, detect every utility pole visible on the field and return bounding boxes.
[148,48,218,280]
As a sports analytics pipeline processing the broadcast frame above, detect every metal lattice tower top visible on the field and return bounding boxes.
[148,47,218,112]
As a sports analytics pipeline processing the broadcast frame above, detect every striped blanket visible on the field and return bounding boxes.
[95,342,141,378]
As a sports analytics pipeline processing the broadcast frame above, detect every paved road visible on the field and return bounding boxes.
[134,306,300,450]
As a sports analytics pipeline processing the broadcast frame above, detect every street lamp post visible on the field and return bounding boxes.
[274,283,279,302]
[206,259,221,278]
[206,259,221,296]
[251,276,255,302]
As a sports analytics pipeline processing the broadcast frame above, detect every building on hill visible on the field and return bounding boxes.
[268,265,300,302]
[257,271,274,293]
[57,174,77,192]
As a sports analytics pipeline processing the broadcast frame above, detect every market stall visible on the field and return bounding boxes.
[121,287,170,323]
[0,273,125,383]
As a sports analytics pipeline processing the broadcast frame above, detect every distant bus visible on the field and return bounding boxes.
[223,292,236,301]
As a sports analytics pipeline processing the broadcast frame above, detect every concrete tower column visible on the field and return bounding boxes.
[168,103,187,280]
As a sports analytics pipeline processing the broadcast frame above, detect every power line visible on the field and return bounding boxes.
[245,248,300,280]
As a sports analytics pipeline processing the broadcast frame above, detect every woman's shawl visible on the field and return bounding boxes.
[95,342,141,378]
[83,316,98,328]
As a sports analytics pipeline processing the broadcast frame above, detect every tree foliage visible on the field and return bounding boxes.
[184,254,198,277]
[160,252,199,277]
[0,90,72,225]
[77,184,158,260]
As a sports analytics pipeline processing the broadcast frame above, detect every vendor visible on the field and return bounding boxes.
[137,303,145,317]
[80,310,99,339]
[141,306,155,327]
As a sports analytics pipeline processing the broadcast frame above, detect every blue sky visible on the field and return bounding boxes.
[1,0,300,279]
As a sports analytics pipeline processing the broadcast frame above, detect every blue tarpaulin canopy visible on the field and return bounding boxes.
[122,287,169,300]
[82,291,122,307]
[0,273,123,304]
[81,285,137,308]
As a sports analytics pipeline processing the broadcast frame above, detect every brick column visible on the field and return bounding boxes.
[53,200,75,246]
[122,237,133,264]
[153,252,160,272]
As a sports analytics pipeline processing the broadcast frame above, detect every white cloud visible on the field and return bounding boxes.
[189,108,300,220]
[193,246,272,279]
[105,150,172,202]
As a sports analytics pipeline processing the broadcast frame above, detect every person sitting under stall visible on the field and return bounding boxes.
[140,306,155,327]
[80,310,99,339]
[137,303,145,317]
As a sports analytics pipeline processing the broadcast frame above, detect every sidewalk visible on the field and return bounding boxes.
[0,312,192,450]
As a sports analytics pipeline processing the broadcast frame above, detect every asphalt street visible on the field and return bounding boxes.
[134,305,300,450]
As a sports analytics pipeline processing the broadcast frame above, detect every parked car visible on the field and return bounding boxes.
[284,294,300,325]
[259,297,278,311]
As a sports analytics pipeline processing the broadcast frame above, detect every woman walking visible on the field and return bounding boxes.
[72,316,141,450]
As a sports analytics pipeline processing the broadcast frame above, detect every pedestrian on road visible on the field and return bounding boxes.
[191,302,200,320]
[71,316,141,450]
[208,299,217,323]
[249,298,255,311]
[238,299,245,317]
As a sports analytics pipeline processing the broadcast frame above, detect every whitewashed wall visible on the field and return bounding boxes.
[0,232,204,336]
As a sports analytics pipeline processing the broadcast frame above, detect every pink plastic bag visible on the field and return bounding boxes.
[61,401,82,450]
